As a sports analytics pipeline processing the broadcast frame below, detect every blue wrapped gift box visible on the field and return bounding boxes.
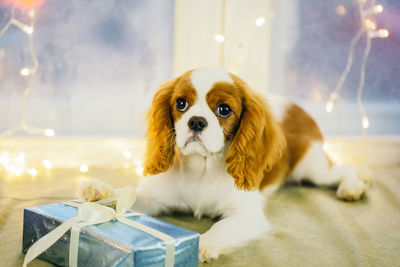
[22,203,199,266]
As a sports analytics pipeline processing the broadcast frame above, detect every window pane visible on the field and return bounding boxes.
[0,0,174,136]
[269,0,400,135]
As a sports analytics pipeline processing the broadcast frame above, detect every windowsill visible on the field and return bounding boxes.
[0,136,399,171]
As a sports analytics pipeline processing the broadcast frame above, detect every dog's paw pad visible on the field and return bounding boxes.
[336,177,367,201]
[199,245,220,263]
[78,178,115,202]
[198,235,221,263]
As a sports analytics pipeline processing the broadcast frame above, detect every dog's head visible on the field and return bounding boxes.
[143,67,285,190]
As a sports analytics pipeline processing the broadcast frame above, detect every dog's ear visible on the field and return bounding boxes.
[226,75,286,190]
[143,78,179,176]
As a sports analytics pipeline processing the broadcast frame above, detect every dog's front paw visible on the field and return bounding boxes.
[336,177,367,201]
[78,178,115,202]
[198,234,222,263]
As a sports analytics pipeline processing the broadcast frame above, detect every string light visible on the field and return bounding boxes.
[28,9,35,18]
[336,5,346,16]
[373,4,383,13]
[133,159,144,176]
[364,19,376,30]
[27,168,38,177]
[136,165,144,176]
[44,128,55,137]
[323,142,342,165]
[362,3,384,15]
[362,116,370,129]
[0,2,55,139]
[20,67,30,76]
[122,149,132,160]
[0,4,147,180]
[255,17,266,26]
[80,164,89,173]
[42,160,53,169]
[214,34,225,43]
[368,29,389,38]
[325,0,389,133]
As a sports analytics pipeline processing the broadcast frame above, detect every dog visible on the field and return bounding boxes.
[80,66,369,263]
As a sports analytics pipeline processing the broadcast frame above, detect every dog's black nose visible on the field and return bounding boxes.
[188,116,208,132]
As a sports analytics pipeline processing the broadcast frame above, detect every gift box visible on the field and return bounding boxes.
[22,200,199,266]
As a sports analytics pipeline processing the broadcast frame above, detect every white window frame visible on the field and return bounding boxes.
[174,0,273,95]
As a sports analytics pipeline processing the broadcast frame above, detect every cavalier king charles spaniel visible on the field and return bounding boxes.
[81,67,369,262]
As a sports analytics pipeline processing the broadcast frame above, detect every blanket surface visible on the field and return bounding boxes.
[0,167,399,267]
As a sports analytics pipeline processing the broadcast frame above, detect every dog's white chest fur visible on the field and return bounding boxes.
[135,153,265,220]
[182,154,266,218]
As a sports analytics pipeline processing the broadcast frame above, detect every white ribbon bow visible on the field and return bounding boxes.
[23,186,175,267]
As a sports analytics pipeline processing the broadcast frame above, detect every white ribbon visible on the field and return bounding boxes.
[23,186,175,267]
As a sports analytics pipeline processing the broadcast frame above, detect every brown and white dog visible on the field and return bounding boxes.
[81,67,369,262]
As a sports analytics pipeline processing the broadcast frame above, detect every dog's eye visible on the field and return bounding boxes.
[217,104,231,118]
[176,98,188,112]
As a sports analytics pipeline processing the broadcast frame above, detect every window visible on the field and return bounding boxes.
[0,0,174,136]
[269,0,400,135]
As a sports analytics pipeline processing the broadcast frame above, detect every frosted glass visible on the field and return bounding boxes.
[0,0,174,136]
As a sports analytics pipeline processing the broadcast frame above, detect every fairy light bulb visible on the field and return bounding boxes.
[136,165,144,176]
[80,164,89,173]
[23,25,34,35]
[255,17,265,26]
[28,10,35,18]
[43,160,53,169]
[20,68,30,76]
[326,100,334,113]
[378,29,389,38]
[373,4,383,13]
[368,29,389,38]
[336,5,346,16]
[364,19,376,31]
[27,168,38,177]
[214,34,225,42]
[362,117,370,129]
[0,153,9,165]
[44,128,55,137]
[123,149,132,160]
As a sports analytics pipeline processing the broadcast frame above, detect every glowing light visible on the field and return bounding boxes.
[20,68,30,76]
[28,9,35,18]
[214,34,225,43]
[368,29,389,38]
[133,159,144,176]
[255,17,265,26]
[326,0,389,133]
[0,3,52,139]
[27,168,38,177]
[44,128,55,137]
[323,142,342,165]
[336,5,346,16]
[16,152,25,160]
[364,19,376,31]
[378,29,389,38]
[136,165,144,176]
[362,117,370,129]
[43,160,53,169]
[80,164,89,173]
[23,25,34,35]
[373,4,383,13]
[323,142,331,152]
[0,153,9,165]
[326,101,334,113]
[123,149,132,160]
